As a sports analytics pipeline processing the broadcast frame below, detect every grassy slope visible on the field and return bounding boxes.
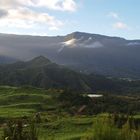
[0,86,139,140]
[0,86,94,139]
[0,86,60,118]
[39,116,94,140]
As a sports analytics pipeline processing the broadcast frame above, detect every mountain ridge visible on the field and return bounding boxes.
[0,31,138,40]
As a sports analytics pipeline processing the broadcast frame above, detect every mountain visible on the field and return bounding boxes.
[0,56,92,91]
[0,32,140,79]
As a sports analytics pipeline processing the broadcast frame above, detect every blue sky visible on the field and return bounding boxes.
[0,0,139,39]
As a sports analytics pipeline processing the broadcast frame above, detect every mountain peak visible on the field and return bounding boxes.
[28,56,51,66]
[65,31,103,41]
[66,31,88,39]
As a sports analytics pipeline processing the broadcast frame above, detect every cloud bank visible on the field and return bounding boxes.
[0,0,77,33]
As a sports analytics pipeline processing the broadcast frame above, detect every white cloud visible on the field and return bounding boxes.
[113,22,128,29]
[108,12,119,19]
[108,12,130,30]
[0,0,78,32]
[0,0,77,12]
[0,8,63,30]
[31,0,77,12]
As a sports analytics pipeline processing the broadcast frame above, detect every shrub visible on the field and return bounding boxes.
[1,119,38,140]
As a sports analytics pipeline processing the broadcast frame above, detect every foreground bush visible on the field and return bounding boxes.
[82,117,140,140]
[1,120,38,140]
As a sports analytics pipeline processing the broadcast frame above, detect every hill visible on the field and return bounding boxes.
[0,56,92,91]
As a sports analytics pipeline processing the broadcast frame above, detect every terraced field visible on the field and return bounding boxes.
[0,86,139,140]
[0,86,95,139]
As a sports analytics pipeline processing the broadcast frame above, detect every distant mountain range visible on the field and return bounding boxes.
[0,32,140,79]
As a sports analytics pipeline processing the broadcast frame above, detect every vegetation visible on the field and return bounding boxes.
[83,116,140,140]
[0,86,139,119]
[2,120,38,140]
[0,115,140,140]
[0,86,139,139]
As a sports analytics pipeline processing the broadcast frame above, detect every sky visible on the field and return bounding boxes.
[0,0,139,39]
